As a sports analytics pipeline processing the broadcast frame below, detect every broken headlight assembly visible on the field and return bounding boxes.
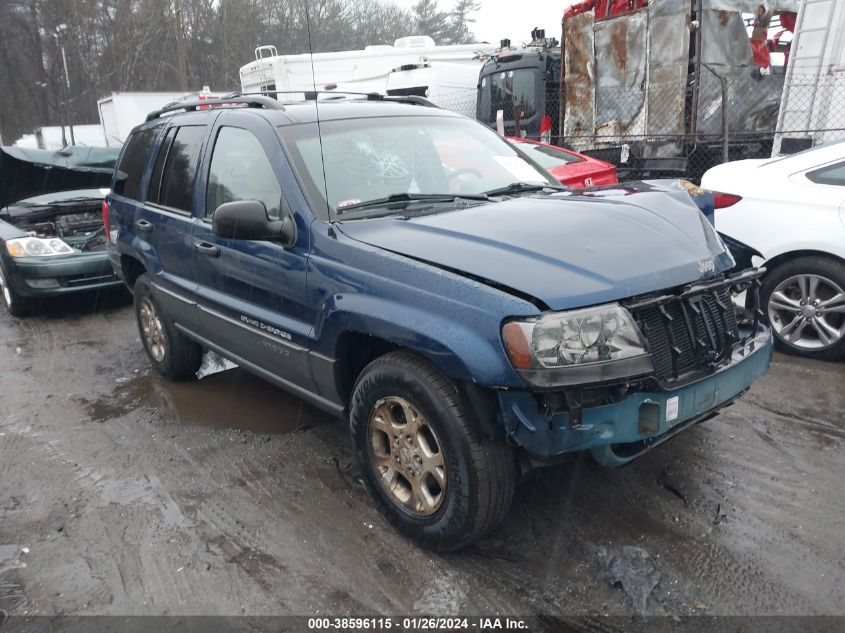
[6,236,75,257]
[502,304,654,387]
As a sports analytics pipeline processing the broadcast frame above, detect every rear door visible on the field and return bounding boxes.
[190,110,316,391]
[135,113,212,325]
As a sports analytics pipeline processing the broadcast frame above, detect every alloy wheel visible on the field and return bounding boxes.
[138,297,167,362]
[368,396,447,517]
[768,274,845,350]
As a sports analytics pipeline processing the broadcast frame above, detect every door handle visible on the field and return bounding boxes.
[193,241,220,257]
[135,219,153,233]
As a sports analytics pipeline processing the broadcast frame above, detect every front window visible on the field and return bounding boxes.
[478,69,540,125]
[279,115,553,220]
[206,127,282,219]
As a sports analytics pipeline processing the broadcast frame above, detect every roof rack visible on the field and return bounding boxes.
[234,90,439,108]
[145,95,285,121]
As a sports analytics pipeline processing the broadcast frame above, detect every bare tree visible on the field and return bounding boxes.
[0,0,419,144]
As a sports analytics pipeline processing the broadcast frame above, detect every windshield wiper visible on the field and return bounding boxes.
[335,192,489,216]
[482,182,564,197]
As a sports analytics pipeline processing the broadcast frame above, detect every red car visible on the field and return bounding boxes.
[508,137,618,188]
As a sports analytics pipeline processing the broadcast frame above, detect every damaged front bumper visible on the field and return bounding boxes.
[498,323,772,468]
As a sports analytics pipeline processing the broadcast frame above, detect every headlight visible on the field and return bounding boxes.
[6,237,75,257]
[502,303,654,387]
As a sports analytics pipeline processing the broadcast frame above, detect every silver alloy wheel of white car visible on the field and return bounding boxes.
[0,265,12,309]
[768,273,845,350]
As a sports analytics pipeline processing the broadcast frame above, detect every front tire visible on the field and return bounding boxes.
[350,350,516,551]
[761,256,845,361]
[133,274,202,380]
[0,261,32,317]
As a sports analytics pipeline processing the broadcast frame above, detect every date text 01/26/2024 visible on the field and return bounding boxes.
[307,617,529,630]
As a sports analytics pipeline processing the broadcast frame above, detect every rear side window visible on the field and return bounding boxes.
[114,128,157,200]
[148,128,177,203]
[807,161,845,187]
[206,127,282,219]
[154,125,205,212]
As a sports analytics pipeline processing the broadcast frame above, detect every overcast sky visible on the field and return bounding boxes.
[392,0,578,46]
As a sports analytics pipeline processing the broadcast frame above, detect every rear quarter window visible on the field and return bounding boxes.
[806,161,845,187]
[114,128,158,200]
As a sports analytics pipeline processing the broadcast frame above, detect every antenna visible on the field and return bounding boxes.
[303,0,332,221]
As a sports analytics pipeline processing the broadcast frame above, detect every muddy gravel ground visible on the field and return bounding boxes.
[1,293,844,623]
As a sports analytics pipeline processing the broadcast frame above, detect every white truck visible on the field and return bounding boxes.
[773,0,845,155]
[97,88,222,147]
[238,36,497,114]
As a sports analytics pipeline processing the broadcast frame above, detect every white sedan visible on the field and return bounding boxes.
[702,141,845,360]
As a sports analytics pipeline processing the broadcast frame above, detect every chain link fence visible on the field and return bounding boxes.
[437,72,845,184]
[558,71,845,182]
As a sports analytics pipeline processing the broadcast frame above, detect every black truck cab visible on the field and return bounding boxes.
[476,31,561,143]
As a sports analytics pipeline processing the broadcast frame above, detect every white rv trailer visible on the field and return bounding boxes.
[773,0,845,155]
[239,36,497,112]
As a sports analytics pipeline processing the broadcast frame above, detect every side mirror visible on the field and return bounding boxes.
[212,200,295,245]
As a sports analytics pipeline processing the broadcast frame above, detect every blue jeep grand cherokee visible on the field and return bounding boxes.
[106,95,772,550]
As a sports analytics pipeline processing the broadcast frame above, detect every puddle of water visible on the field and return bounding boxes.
[85,353,332,435]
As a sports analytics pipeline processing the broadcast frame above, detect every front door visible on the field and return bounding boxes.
[191,111,315,392]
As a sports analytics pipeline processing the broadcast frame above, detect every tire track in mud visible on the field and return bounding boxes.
[9,318,55,356]
[0,410,207,610]
[742,397,845,442]
[163,430,417,613]
[651,407,844,614]
[0,430,26,478]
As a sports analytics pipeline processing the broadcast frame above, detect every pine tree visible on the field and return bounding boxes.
[447,0,481,44]
[413,0,449,43]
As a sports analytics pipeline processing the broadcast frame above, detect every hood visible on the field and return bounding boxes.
[337,182,735,311]
[0,145,118,209]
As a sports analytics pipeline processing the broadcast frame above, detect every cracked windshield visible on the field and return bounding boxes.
[280,116,552,218]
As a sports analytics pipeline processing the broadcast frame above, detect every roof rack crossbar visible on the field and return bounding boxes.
[145,95,285,121]
[234,90,438,108]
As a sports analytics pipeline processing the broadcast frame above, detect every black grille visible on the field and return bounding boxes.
[629,286,739,384]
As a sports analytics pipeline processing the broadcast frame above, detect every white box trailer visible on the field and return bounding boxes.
[97,89,222,147]
[773,0,845,155]
[98,93,186,147]
[239,36,496,112]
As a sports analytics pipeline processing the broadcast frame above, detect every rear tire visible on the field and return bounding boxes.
[133,274,202,380]
[0,261,32,317]
[350,350,516,551]
[761,256,845,361]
